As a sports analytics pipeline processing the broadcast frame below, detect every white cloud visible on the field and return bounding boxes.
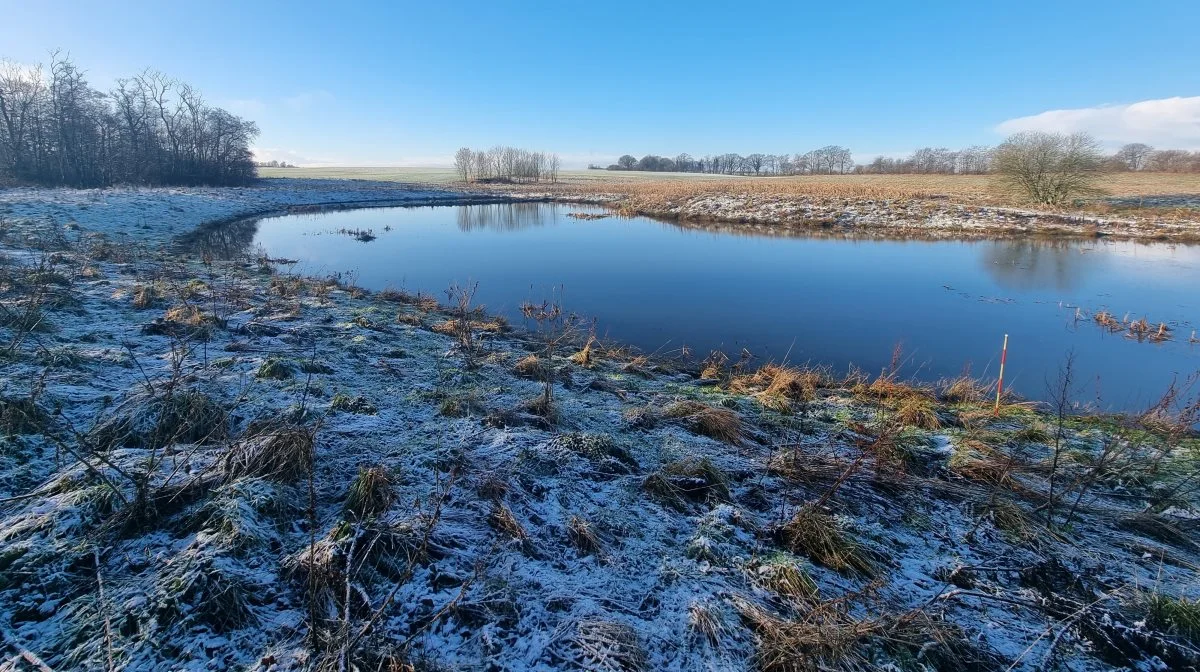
[996,96,1200,149]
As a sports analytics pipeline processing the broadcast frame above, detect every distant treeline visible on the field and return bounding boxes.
[454,146,560,183]
[595,147,855,175]
[255,160,296,168]
[593,143,1200,176]
[0,53,258,187]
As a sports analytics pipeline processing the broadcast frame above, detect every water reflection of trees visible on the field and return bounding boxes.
[455,202,560,232]
[177,218,260,260]
[980,239,1099,291]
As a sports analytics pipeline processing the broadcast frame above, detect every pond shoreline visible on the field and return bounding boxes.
[465,182,1200,243]
[1,182,1198,670]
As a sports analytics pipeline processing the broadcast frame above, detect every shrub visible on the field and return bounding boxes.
[993,131,1105,205]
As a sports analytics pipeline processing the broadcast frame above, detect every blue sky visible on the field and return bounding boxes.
[2,0,1197,166]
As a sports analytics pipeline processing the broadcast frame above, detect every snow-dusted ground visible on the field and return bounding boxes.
[0,178,493,246]
[636,195,1200,240]
[0,182,1198,671]
[488,183,1200,240]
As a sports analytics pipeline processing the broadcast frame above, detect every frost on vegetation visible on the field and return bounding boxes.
[0,183,1197,671]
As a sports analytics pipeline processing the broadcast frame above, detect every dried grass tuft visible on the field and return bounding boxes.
[570,335,598,368]
[751,555,819,603]
[775,508,876,576]
[567,515,602,556]
[664,400,742,443]
[513,354,549,379]
[893,395,941,430]
[731,364,831,408]
[131,283,159,309]
[345,465,396,519]
[688,600,727,648]
[939,375,988,404]
[642,457,731,509]
[489,502,528,541]
[732,595,873,672]
[224,427,313,483]
[565,619,647,672]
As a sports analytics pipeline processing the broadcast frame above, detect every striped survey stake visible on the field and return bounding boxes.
[994,334,1009,417]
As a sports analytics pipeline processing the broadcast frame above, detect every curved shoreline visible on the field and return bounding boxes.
[0,180,1198,671]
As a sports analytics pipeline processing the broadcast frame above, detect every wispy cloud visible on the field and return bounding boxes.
[225,98,268,117]
[282,90,335,111]
[222,91,335,118]
[996,96,1200,149]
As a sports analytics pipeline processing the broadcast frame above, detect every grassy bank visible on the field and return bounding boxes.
[0,185,1198,670]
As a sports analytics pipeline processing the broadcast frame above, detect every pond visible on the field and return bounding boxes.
[192,202,1200,411]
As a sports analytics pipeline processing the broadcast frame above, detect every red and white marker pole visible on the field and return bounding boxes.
[994,333,1009,417]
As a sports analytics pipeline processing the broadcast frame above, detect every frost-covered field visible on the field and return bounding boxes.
[0,178,477,246]
[0,183,1198,671]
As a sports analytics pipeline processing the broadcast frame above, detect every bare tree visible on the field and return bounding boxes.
[1043,352,1076,528]
[0,54,256,187]
[453,147,473,182]
[1114,143,1154,171]
[992,132,1105,205]
[1148,149,1197,172]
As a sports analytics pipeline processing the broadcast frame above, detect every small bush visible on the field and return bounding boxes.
[993,131,1105,205]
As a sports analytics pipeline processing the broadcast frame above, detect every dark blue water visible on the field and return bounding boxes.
[232,202,1200,411]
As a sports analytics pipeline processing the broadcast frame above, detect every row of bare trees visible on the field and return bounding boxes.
[0,53,258,187]
[1108,143,1200,172]
[601,146,857,175]
[453,146,560,183]
[596,142,1200,178]
[860,146,994,174]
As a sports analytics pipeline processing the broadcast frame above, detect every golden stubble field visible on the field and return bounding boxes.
[259,166,1200,203]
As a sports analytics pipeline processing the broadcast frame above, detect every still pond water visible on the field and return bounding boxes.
[197,202,1200,411]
